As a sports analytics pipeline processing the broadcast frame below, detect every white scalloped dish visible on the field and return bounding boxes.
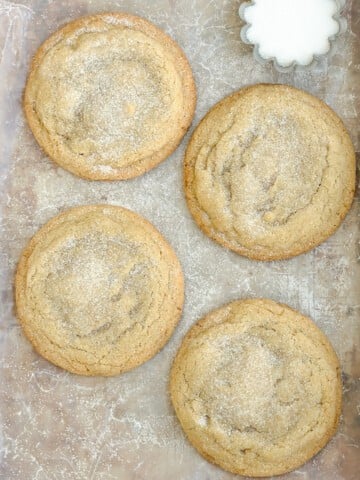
[239,0,346,71]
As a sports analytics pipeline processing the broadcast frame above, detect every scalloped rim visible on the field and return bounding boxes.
[239,0,347,72]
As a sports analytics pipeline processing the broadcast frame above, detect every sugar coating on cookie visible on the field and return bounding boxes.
[170,298,342,477]
[15,205,184,376]
[24,13,196,180]
[184,84,355,260]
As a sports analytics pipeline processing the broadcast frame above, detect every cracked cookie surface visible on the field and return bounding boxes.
[15,205,184,376]
[170,298,342,477]
[24,13,196,180]
[184,84,355,260]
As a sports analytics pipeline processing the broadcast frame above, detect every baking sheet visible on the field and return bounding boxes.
[0,0,359,479]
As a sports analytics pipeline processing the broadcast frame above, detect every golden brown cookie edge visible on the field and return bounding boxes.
[15,204,185,376]
[184,84,356,261]
[23,12,197,181]
[169,297,342,476]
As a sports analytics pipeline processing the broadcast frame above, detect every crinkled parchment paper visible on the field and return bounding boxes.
[0,1,359,479]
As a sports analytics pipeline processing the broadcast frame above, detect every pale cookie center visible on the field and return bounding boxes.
[196,112,328,236]
[34,29,182,165]
[41,235,152,338]
[199,334,315,439]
